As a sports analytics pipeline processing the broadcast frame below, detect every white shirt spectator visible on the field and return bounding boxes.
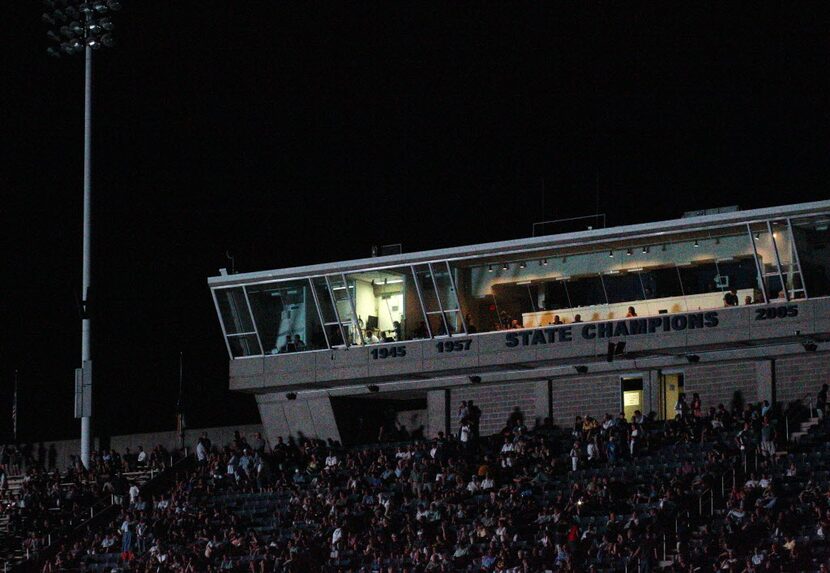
[196,441,207,462]
[129,484,140,504]
[460,424,471,443]
[325,455,338,468]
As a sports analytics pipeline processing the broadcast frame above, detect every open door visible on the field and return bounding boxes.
[658,372,684,420]
[621,376,644,421]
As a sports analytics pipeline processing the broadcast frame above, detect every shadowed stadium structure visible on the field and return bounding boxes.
[208,200,830,448]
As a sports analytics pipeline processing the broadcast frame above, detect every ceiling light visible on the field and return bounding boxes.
[608,251,614,258]
[694,239,699,248]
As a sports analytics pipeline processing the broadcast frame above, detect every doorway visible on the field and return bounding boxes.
[620,376,644,421]
[658,371,685,420]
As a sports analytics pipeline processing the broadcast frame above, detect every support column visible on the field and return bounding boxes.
[255,394,341,447]
[427,389,449,438]
[756,360,775,405]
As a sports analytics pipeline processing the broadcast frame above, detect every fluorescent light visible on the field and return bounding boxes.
[516,280,531,285]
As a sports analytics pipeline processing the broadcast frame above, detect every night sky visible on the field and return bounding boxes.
[2,3,828,442]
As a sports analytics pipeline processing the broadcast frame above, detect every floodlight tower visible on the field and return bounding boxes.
[42,0,121,469]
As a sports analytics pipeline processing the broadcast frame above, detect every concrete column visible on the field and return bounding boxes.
[427,390,449,438]
[755,360,774,404]
[533,380,552,426]
[645,370,660,416]
[255,393,341,446]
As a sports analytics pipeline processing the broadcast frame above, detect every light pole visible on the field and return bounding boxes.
[42,0,121,469]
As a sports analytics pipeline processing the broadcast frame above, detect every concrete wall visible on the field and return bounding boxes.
[255,394,340,446]
[7,423,263,473]
[550,374,623,426]
[775,353,830,405]
[229,298,828,394]
[683,361,759,410]
[395,409,427,436]
[418,352,830,441]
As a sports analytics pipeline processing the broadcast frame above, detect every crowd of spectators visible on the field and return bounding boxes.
[28,388,830,572]
[0,443,172,567]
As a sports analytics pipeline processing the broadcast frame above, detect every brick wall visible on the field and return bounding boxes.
[449,382,538,437]
[775,353,830,404]
[550,374,621,426]
[683,361,759,412]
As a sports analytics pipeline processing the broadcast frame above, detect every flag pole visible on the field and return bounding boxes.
[177,352,185,450]
[13,370,19,444]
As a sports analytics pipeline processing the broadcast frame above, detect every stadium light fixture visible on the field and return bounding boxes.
[685,354,700,363]
[574,365,588,374]
[502,263,509,271]
[694,239,699,248]
[802,340,818,352]
[42,0,121,471]
[608,250,614,258]
[488,265,493,272]
[286,392,298,401]
[367,384,380,393]
[626,248,632,256]
[468,376,482,384]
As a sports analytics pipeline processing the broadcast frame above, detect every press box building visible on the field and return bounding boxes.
[208,200,830,446]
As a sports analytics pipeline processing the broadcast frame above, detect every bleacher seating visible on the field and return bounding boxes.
[15,390,830,572]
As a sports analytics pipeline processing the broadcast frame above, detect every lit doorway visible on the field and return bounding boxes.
[658,371,684,420]
[621,376,644,421]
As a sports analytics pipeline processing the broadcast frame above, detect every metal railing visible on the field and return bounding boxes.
[698,488,714,516]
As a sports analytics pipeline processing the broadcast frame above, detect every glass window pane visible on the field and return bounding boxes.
[431,263,461,312]
[413,264,442,314]
[247,280,326,354]
[792,216,830,297]
[751,224,787,301]
[215,287,255,334]
[328,275,362,345]
[603,271,645,304]
[344,267,422,342]
[228,334,260,358]
[673,228,760,309]
[639,266,684,300]
[312,277,337,324]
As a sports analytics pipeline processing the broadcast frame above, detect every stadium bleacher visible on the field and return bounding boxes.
[10,385,830,572]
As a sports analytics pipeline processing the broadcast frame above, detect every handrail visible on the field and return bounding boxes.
[698,488,713,516]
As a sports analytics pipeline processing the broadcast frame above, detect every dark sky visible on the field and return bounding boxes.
[2,3,828,442]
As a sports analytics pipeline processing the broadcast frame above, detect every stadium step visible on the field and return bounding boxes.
[790,417,821,442]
